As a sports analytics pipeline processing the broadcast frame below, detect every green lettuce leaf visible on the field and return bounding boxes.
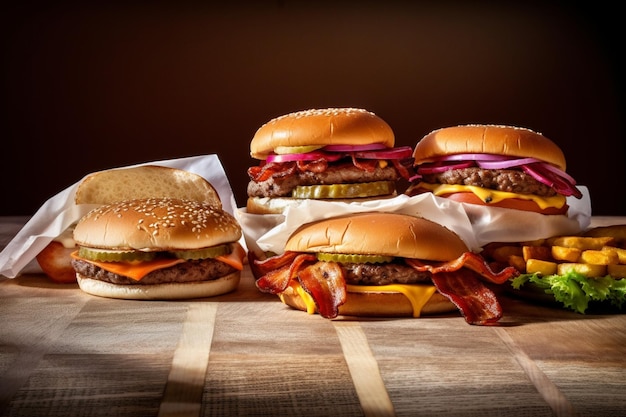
[511,272,626,314]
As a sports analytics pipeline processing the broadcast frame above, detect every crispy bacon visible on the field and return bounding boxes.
[405,252,519,284]
[255,253,316,294]
[430,269,502,325]
[297,261,347,319]
[350,154,379,172]
[296,158,328,173]
[406,253,517,325]
[254,250,516,325]
[248,162,296,182]
[391,158,414,180]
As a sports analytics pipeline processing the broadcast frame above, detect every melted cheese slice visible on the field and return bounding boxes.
[288,282,437,317]
[71,242,245,282]
[418,182,566,210]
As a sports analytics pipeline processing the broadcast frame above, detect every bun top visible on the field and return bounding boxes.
[74,198,241,251]
[75,165,222,208]
[285,212,467,261]
[250,108,395,159]
[413,124,567,170]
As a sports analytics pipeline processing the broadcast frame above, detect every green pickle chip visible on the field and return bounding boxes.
[316,253,394,264]
[79,244,231,262]
[292,181,394,199]
[78,247,156,262]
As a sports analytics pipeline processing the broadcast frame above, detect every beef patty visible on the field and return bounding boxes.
[71,258,237,285]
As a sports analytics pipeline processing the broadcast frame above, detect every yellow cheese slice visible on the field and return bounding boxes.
[417,183,566,210]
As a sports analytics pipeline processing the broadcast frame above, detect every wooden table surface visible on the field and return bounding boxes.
[1,216,625,417]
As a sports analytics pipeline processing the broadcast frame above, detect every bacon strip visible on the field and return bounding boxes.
[297,261,347,319]
[406,252,519,284]
[255,253,316,294]
[430,269,502,325]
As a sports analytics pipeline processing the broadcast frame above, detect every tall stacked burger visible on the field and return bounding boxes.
[71,197,245,299]
[406,124,582,216]
[251,212,518,325]
[246,108,414,214]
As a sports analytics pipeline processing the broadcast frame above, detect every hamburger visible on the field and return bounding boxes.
[71,197,245,299]
[36,165,223,283]
[250,212,518,325]
[406,124,582,215]
[246,108,414,214]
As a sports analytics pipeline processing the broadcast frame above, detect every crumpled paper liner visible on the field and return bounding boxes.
[0,155,239,278]
[237,186,592,258]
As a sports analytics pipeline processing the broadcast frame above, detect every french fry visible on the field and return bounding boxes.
[607,264,626,278]
[551,245,581,262]
[557,263,607,278]
[492,246,523,263]
[508,255,526,273]
[580,249,619,265]
[584,224,626,244]
[603,246,626,264]
[526,259,557,275]
[548,236,615,250]
[522,245,552,262]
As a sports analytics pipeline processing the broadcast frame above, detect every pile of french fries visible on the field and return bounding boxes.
[482,225,626,279]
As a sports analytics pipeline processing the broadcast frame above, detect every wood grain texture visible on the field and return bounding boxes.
[1,217,625,416]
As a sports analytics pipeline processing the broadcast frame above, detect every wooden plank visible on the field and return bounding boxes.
[159,303,218,417]
[334,321,396,417]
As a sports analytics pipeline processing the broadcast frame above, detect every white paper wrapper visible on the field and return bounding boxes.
[237,186,591,258]
[0,155,239,278]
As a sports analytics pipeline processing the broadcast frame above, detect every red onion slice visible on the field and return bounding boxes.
[522,164,582,198]
[433,153,511,162]
[354,146,413,160]
[266,151,343,163]
[477,157,542,170]
[418,161,475,174]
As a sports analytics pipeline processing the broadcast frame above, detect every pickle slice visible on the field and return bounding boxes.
[317,253,394,264]
[292,181,394,199]
[172,244,231,260]
[78,247,156,262]
[274,145,323,155]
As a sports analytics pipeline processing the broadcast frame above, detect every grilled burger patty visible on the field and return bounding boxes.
[71,258,237,285]
[247,162,400,198]
[420,167,557,197]
[342,262,432,286]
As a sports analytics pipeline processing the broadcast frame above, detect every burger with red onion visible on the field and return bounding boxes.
[406,124,582,215]
[251,212,519,325]
[246,108,414,214]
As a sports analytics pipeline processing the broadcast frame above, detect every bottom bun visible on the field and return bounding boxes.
[76,271,240,300]
[246,195,397,215]
[278,285,457,317]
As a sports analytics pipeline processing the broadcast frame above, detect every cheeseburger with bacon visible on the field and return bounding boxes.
[246,108,414,214]
[71,197,245,300]
[251,212,518,325]
[406,124,582,215]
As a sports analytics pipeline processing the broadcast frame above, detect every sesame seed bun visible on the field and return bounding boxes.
[413,124,566,171]
[75,165,222,208]
[250,108,395,160]
[73,198,241,251]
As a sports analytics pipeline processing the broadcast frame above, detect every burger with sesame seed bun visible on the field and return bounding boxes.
[246,108,415,214]
[70,197,245,300]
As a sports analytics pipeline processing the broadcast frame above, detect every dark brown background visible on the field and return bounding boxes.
[2,1,624,215]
